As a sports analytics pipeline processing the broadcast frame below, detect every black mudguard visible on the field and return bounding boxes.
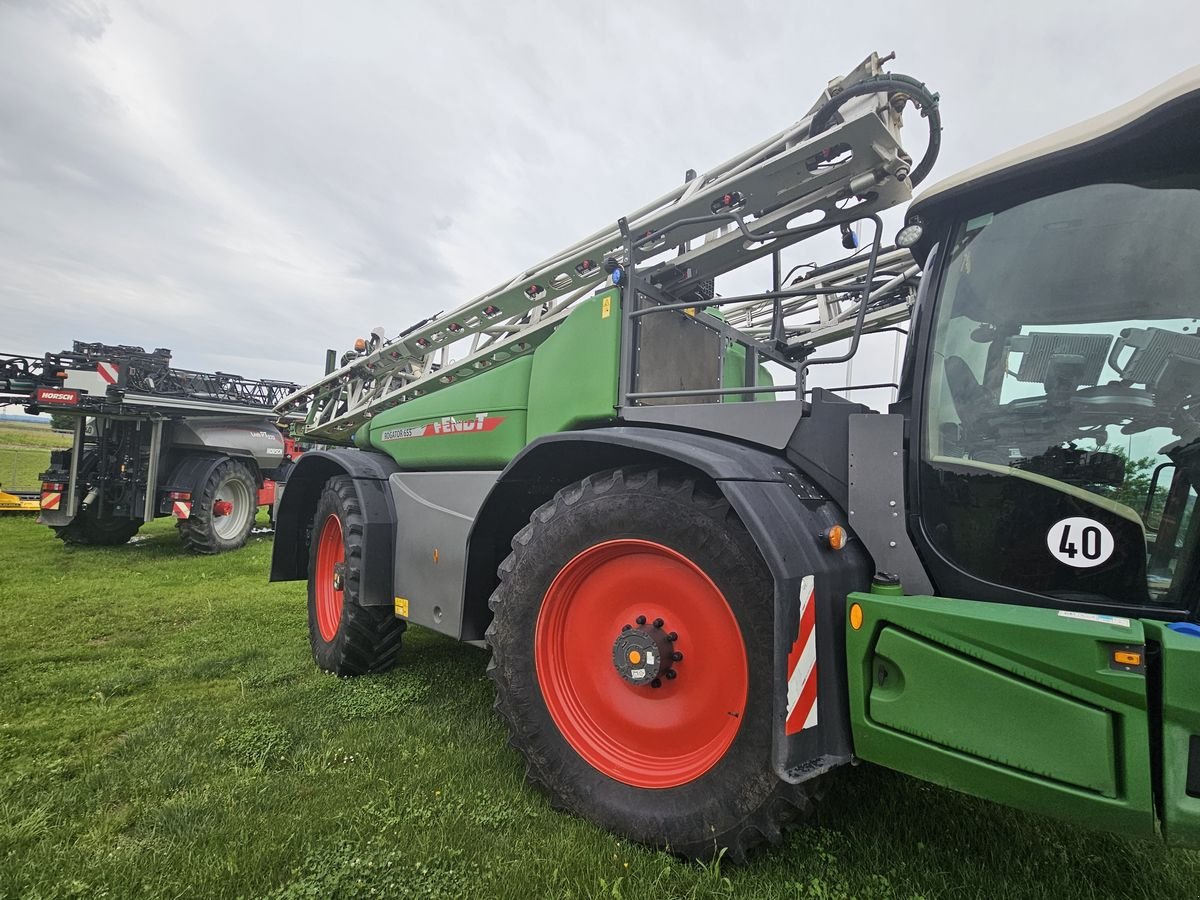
[161,452,235,497]
[269,449,399,608]
[469,427,872,783]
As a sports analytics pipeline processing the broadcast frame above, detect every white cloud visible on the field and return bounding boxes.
[1,0,1198,394]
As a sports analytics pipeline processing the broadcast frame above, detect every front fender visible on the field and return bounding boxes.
[464,426,871,783]
[269,449,400,608]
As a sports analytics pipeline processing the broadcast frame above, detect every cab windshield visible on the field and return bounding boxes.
[923,173,1200,609]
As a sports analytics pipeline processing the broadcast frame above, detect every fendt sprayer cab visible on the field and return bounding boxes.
[270,56,1200,859]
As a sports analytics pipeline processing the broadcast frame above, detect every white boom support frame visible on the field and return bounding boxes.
[279,52,929,442]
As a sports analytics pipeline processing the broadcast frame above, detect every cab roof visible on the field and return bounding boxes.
[909,65,1200,222]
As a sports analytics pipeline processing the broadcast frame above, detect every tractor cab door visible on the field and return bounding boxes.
[850,166,1200,843]
[845,590,1156,838]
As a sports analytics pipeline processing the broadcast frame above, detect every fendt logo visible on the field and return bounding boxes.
[380,412,505,442]
[35,387,79,406]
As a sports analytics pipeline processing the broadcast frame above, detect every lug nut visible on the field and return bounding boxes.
[621,624,632,632]
[667,631,677,642]
[665,670,677,680]
[650,678,662,688]
[652,617,664,628]
[672,651,683,662]
[636,615,647,625]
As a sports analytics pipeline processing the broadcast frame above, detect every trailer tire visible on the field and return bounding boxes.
[307,475,405,676]
[486,466,818,862]
[178,458,258,554]
[53,509,141,546]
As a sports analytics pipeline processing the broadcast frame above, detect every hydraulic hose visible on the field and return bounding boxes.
[809,73,942,187]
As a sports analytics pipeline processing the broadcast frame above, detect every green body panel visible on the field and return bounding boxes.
[355,287,780,469]
[358,356,532,469]
[871,627,1116,795]
[1142,621,1200,847]
[847,593,1155,838]
[526,290,621,441]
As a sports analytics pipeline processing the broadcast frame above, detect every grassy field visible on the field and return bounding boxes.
[2,482,1200,897]
[0,421,71,490]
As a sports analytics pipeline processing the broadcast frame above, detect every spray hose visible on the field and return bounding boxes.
[809,73,942,187]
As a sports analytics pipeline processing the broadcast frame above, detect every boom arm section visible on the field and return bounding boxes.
[278,52,939,442]
[0,342,306,418]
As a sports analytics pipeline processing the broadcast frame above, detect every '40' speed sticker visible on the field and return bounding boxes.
[1046,517,1115,568]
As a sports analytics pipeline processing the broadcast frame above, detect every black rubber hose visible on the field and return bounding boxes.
[808,73,942,187]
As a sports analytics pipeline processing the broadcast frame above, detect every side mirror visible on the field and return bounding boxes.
[1143,462,1176,531]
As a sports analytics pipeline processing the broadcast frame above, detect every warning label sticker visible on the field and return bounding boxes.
[1057,610,1131,629]
[380,413,504,442]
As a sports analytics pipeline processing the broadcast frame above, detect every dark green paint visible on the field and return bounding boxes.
[355,287,771,470]
[526,290,621,440]
[1142,620,1200,847]
[847,593,1155,839]
[357,356,533,469]
[871,626,1116,795]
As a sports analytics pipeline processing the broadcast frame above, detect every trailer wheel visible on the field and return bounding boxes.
[53,508,141,546]
[178,458,258,554]
[307,475,405,675]
[486,466,817,861]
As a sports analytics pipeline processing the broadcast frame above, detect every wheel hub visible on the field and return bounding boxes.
[331,562,345,592]
[213,499,233,517]
[612,615,682,688]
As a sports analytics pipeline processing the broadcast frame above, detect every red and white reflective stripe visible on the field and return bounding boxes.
[97,361,119,384]
[41,491,62,510]
[785,575,818,735]
[172,500,191,519]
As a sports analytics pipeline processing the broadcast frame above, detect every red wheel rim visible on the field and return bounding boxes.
[534,539,748,788]
[315,514,344,642]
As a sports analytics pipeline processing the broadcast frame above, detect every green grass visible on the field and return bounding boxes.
[0,422,70,491]
[0,448,54,491]
[0,421,73,451]
[2,512,1200,897]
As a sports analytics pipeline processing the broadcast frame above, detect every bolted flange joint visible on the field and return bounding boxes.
[612,616,680,688]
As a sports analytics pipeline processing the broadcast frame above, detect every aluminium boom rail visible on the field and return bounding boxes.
[277,51,939,441]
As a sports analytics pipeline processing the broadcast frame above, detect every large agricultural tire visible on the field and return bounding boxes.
[486,466,819,862]
[178,458,258,554]
[53,508,141,546]
[307,475,406,676]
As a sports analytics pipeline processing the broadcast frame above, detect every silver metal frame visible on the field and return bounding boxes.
[280,52,924,442]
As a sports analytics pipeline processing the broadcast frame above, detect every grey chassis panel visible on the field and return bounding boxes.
[847,414,934,594]
[621,400,808,451]
[167,417,285,471]
[390,471,498,640]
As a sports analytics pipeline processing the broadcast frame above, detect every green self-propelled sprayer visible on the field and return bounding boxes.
[272,52,1200,859]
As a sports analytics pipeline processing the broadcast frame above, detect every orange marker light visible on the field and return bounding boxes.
[629,650,642,665]
[826,525,847,551]
[849,603,864,630]
[1113,650,1142,667]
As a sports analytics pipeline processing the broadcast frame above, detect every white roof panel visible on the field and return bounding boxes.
[911,65,1200,214]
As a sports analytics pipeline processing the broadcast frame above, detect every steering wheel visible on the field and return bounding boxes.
[945,355,1170,455]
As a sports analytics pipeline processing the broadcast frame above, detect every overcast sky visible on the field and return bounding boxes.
[2,0,1199,402]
